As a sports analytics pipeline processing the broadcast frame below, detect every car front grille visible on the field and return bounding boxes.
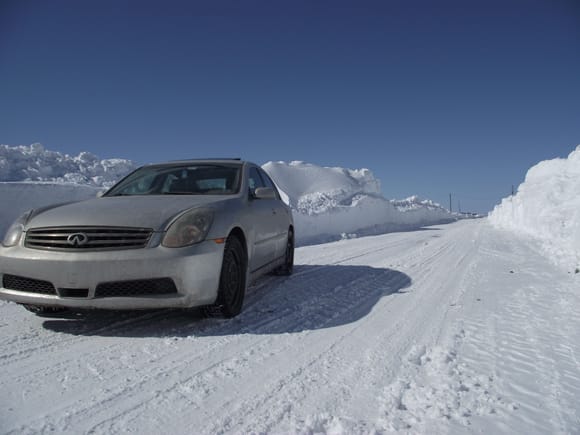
[25,227,153,251]
[2,274,57,295]
[94,278,178,298]
[2,274,178,299]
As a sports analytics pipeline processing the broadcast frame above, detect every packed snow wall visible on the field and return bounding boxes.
[263,161,457,245]
[489,145,580,271]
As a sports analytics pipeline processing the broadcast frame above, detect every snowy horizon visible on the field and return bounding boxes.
[2,141,577,262]
[0,143,450,210]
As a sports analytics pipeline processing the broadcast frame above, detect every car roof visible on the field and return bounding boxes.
[145,159,249,168]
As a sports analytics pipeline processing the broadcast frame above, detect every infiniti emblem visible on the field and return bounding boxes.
[67,233,89,247]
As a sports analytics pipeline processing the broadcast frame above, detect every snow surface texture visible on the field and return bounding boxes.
[0,145,458,245]
[2,220,579,434]
[263,161,457,245]
[489,145,580,271]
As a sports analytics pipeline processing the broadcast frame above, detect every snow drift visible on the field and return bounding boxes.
[263,161,456,244]
[489,145,580,271]
[0,144,458,245]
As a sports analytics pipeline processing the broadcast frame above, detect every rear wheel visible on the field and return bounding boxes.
[275,229,294,276]
[205,235,247,318]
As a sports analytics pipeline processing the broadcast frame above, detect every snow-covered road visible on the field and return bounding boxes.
[1,220,579,434]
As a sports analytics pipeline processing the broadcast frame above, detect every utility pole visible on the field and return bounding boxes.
[449,193,452,213]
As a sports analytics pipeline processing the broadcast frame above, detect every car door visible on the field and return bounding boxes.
[258,167,290,259]
[247,166,279,272]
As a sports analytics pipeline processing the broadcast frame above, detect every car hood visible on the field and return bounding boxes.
[25,195,230,231]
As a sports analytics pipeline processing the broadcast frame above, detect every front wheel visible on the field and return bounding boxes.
[275,229,294,276]
[206,235,247,318]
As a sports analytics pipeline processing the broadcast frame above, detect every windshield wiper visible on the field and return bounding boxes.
[162,192,198,195]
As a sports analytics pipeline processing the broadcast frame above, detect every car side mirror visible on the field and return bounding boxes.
[253,187,276,200]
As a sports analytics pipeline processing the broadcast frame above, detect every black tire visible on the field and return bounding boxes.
[206,235,247,318]
[22,304,68,316]
[275,229,294,276]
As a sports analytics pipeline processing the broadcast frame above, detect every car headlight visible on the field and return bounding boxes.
[162,208,214,248]
[2,210,33,247]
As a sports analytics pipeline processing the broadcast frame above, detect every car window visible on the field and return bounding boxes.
[248,167,265,192]
[258,168,281,200]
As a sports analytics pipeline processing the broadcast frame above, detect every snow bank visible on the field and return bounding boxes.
[263,161,457,245]
[0,143,136,186]
[261,161,381,213]
[489,145,580,271]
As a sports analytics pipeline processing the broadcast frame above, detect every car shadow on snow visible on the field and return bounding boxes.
[40,264,412,337]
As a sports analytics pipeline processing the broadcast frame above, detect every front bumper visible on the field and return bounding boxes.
[0,240,225,309]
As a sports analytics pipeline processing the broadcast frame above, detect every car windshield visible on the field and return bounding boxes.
[105,164,242,197]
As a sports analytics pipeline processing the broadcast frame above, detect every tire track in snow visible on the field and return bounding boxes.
[376,223,580,434]
[373,222,508,432]
[0,309,179,366]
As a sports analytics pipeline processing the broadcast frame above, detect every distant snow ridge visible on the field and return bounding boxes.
[489,145,580,271]
[391,195,448,212]
[0,143,136,187]
[262,161,456,245]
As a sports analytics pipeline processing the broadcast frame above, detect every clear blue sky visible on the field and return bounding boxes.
[1,0,579,213]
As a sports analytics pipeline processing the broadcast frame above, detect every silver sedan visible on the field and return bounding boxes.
[0,159,294,317]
